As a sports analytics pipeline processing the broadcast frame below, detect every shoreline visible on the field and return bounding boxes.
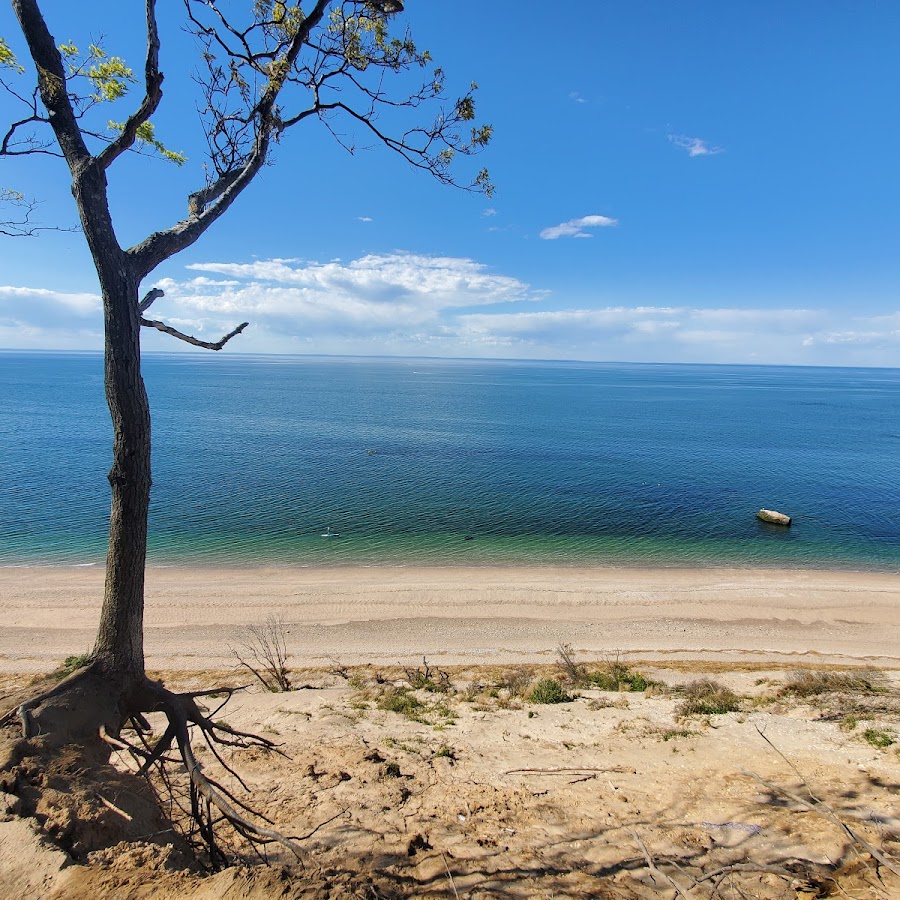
[0,559,900,576]
[1,563,898,673]
[3,546,900,576]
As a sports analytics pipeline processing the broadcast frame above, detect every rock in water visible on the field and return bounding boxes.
[757,508,792,526]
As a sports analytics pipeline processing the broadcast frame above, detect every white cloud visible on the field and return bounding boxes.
[0,285,100,317]
[569,91,587,104]
[668,134,723,157]
[799,311,900,349]
[4,258,900,366]
[183,253,531,309]
[539,215,618,240]
[454,305,829,363]
[0,286,103,348]
[356,216,373,222]
[482,207,497,217]
[146,253,538,351]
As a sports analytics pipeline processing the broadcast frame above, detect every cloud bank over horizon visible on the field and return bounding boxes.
[2,253,899,367]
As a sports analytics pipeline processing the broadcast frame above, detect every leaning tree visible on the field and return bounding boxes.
[0,0,490,862]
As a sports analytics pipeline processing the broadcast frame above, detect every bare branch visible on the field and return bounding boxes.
[743,769,900,879]
[140,316,249,350]
[139,286,164,312]
[629,830,692,899]
[1,112,57,156]
[129,0,333,278]
[96,0,164,170]
[167,703,305,862]
[0,188,76,237]
[692,863,798,886]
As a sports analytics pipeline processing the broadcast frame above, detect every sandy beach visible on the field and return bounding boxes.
[2,564,900,898]
[1,564,898,672]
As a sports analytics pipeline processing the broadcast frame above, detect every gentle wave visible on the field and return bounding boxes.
[2,352,900,571]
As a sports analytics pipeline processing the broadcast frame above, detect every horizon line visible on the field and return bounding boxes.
[2,347,899,373]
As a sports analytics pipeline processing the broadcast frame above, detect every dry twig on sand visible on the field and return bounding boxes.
[232,615,292,692]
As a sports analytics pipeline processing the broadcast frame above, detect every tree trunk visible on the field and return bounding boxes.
[89,256,151,678]
[33,135,153,678]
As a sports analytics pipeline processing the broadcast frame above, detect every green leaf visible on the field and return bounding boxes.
[88,54,135,102]
[0,37,24,73]
[108,120,187,166]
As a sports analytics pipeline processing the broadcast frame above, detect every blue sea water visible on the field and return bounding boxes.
[1,351,899,570]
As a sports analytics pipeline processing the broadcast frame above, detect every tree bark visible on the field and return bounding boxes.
[71,165,151,678]
[93,262,151,678]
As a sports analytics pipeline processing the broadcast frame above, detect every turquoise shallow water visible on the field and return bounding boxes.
[1,351,899,570]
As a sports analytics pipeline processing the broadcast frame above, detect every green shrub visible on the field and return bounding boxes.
[528,678,573,704]
[588,662,655,692]
[863,728,895,748]
[378,688,423,717]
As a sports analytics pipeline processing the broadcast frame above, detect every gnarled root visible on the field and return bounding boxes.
[1,666,303,869]
[127,679,305,867]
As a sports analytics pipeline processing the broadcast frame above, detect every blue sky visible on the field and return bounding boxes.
[2,1,900,366]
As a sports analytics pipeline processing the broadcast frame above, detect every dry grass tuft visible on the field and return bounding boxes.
[778,669,888,697]
[676,678,741,717]
[494,666,533,698]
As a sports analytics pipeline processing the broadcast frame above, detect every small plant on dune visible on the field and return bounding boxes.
[433,744,457,763]
[661,728,696,741]
[378,688,423,718]
[54,652,92,680]
[430,701,457,724]
[587,697,614,711]
[779,669,888,698]
[402,656,451,693]
[863,728,895,749]
[462,681,483,702]
[528,678,573,704]
[676,678,741,717]
[588,655,660,692]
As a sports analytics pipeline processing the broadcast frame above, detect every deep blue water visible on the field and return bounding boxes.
[1,351,899,570]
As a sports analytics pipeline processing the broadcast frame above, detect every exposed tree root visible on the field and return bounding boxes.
[0,665,304,870]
